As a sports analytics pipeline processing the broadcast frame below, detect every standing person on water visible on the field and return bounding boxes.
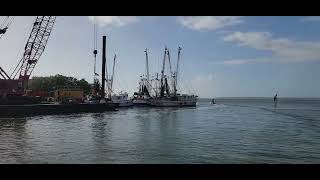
[273,93,278,108]
[211,98,215,104]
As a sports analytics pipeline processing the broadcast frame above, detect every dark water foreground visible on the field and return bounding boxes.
[0,98,320,163]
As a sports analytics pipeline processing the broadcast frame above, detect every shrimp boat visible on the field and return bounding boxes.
[105,53,133,107]
[146,47,198,107]
[132,75,151,106]
[132,49,152,106]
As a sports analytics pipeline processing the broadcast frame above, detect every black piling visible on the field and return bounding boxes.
[101,36,106,99]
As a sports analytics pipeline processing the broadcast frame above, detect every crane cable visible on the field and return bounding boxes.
[0,16,15,39]
[0,16,9,28]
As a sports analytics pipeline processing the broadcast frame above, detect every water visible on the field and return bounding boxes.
[1,98,320,164]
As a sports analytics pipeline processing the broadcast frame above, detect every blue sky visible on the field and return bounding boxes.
[1,16,320,98]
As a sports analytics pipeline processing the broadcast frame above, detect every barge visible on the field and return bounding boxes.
[0,102,118,118]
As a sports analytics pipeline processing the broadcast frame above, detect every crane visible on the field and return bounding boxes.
[0,16,56,96]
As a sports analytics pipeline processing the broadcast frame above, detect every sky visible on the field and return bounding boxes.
[1,16,320,98]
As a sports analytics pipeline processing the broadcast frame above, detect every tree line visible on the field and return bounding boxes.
[29,74,92,95]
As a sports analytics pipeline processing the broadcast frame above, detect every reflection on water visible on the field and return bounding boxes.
[0,98,320,163]
[91,113,108,139]
[0,118,27,130]
[0,118,27,163]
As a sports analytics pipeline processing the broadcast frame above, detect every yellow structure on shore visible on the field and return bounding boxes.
[54,87,84,102]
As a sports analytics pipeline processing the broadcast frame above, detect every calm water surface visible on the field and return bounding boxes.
[1,98,320,163]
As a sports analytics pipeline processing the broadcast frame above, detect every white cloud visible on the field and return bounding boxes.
[88,16,139,27]
[219,59,257,65]
[222,31,320,64]
[177,16,243,31]
[218,58,276,65]
[301,16,320,22]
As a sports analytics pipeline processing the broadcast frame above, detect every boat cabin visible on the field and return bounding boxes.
[111,93,130,101]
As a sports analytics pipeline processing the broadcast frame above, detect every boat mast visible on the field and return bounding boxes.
[175,47,182,96]
[155,73,159,97]
[101,36,107,99]
[166,48,173,96]
[139,76,142,94]
[103,36,112,100]
[93,18,98,84]
[110,54,116,94]
[160,47,167,97]
[167,49,173,79]
[145,48,150,94]
[145,49,150,84]
[90,17,99,98]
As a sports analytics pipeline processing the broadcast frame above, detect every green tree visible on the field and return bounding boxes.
[30,74,92,95]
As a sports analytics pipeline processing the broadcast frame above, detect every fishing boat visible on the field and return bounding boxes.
[102,53,134,107]
[132,95,150,106]
[132,76,151,106]
[132,49,152,106]
[147,47,198,107]
[111,92,133,107]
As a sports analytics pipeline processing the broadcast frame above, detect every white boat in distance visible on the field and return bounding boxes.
[112,92,133,107]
